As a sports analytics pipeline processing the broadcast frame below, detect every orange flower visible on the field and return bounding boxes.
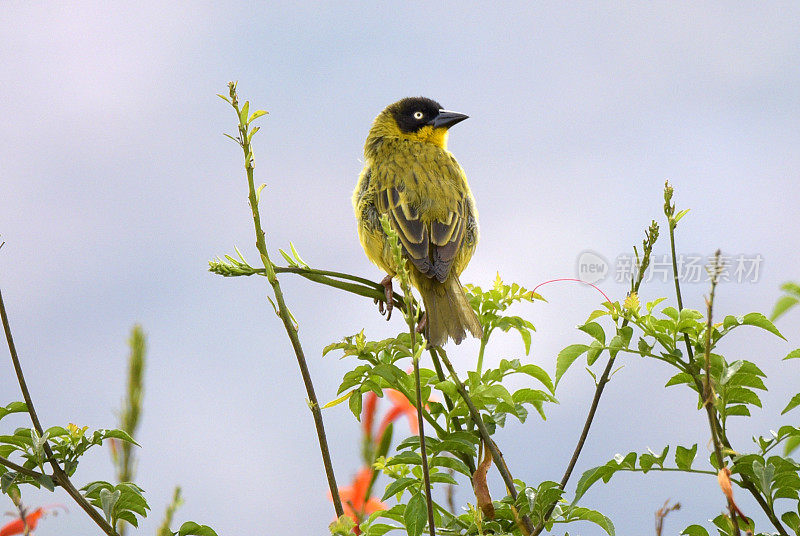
[377,389,420,439]
[362,392,379,440]
[330,467,386,534]
[0,508,45,536]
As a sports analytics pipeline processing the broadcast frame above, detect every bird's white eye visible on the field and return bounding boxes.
[413,111,424,120]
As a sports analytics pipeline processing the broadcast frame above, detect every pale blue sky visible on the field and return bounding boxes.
[2,2,799,535]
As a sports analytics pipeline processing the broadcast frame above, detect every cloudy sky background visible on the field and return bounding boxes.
[2,2,799,535]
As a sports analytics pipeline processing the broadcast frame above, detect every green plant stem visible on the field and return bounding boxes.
[665,201,787,535]
[413,349,436,536]
[0,288,119,536]
[428,348,476,475]
[475,330,490,376]
[227,84,343,519]
[0,455,48,480]
[533,223,658,536]
[702,252,740,536]
[434,348,535,536]
[211,262,407,310]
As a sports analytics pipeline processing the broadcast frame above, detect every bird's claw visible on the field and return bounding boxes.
[374,274,394,321]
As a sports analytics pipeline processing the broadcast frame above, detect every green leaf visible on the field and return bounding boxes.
[781,511,800,534]
[178,522,220,536]
[785,435,800,457]
[572,464,616,504]
[681,525,710,536]
[381,477,416,501]
[248,109,268,123]
[349,390,363,420]
[578,322,605,345]
[771,295,799,322]
[785,349,800,360]
[675,444,697,470]
[431,456,471,477]
[33,473,55,491]
[555,344,590,386]
[558,506,615,536]
[0,402,27,421]
[740,312,785,340]
[517,364,555,394]
[323,389,357,409]
[100,488,121,522]
[404,492,427,536]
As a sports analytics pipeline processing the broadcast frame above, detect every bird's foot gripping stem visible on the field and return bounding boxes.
[373,274,394,320]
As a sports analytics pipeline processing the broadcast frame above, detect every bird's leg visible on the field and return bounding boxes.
[416,311,427,334]
[372,274,394,321]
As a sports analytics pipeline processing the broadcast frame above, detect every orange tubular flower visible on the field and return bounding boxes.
[362,391,379,440]
[377,389,420,439]
[0,508,45,536]
[331,467,387,534]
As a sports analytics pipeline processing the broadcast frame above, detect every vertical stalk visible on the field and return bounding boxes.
[413,347,436,536]
[224,82,343,518]
[435,348,534,536]
[1,289,119,536]
[532,221,659,536]
[702,252,739,536]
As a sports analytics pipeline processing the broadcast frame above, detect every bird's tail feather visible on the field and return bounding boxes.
[419,275,483,347]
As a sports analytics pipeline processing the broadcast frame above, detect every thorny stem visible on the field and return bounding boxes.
[434,347,535,536]
[1,289,120,536]
[225,82,343,518]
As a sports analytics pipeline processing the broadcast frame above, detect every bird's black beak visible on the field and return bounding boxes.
[429,110,469,129]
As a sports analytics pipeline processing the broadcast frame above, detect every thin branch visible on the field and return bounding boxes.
[428,348,476,475]
[664,185,787,536]
[0,288,119,536]
[223,82,343,518]
[532,221,659,536]
[414,348,436,536]
[435,347,534,536]
[703,251,740,535]
[0,455,48,480]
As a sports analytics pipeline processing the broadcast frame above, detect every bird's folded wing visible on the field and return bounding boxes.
[377,185,465,283]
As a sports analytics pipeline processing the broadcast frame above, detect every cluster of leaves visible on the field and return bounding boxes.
[552,283,800,534]
[325,276,626,536]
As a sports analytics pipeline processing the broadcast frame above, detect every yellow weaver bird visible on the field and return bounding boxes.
[353,97,482,346]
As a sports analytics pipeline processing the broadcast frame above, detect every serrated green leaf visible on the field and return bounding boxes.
[578,322,605,345]
[404,492,427,536]
[517,364,555,394]
[381,477,416,501]
[556,344,590,386]
[248,109,268,123]
[349,390,363,420]
[178,521,219,536]
[781,393,800,415]
[675,444,697,470]
[430,456,471,477]
[741,312,785,340]
[559,506,615,536]
[681,525,710,536]
[572,464,616,504]
[771,295,799,322]
[0,402,27,421]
